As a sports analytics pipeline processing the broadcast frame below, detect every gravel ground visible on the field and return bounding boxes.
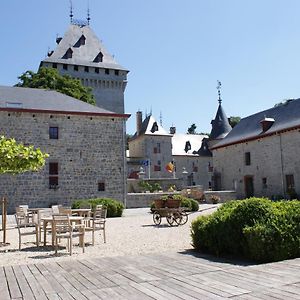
[0,204,219,266]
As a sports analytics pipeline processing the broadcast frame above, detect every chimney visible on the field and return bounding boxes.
[260,117,275,132]
[170,126,176,134]
[136,111,143,135]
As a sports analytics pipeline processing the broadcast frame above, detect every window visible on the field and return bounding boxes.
[286,174,295,191]
[245,152,251,165]
[74,65,79,71]
[154,160,161,171]
[150,122,159,133]
[93,52,103,63]
[192,162,198,172]
[62,48,73,59]
[184,141,191,153]
[52,63,57,69]
[84,66,89,73]
[105,68,110,75]
[49,162,58,189]
[98,181,105,191]
[95,67,99,74]
[262,177,267,188]
[63,64,68,70]
[114,70,119,76]
[74,35,86,47]
[49,127,58,139]
[153,143,161,154]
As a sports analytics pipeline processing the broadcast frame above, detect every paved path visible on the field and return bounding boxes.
[1,251,299,299]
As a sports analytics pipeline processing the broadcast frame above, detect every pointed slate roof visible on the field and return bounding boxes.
[131,115,172,139]
[42,24,128,71]
[210,103,232,140]
[212,98,300,149]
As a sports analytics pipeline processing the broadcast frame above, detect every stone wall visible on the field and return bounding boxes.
[0,111,127,212]
[204,191,237,203]
[212,130,300,199]
[126,192,181,208]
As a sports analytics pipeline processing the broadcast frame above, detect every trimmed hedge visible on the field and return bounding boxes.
[72,198,124,217]
[191,198,300,262]
[150,194,199,212]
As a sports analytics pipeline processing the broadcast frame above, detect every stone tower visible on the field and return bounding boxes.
[40,21,129,113]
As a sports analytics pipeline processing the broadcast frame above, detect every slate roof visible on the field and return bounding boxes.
[210,103,232,140]
[131,115,172,139]
[212,99,300,149]
[0,86,129,117]
[172,133,209,156]
[42,24,128,71]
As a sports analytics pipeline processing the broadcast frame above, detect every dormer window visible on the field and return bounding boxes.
[62,48,73,59]
[184,141,191,153]
[74,35,86,47]
[260,117,275,132]
[150,122,159,133]
[93,52,103,63]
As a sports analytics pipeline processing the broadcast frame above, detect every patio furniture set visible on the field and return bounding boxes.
[14,204,107,255]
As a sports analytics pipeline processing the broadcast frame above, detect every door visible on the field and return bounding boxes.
[244,176,254,198]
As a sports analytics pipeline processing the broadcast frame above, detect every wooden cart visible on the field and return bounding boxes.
[152,207,188,226]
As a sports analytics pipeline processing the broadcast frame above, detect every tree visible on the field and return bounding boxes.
[187,123,197,134]
[229,116,241,128]
[0,136,48,244]
[16,67,96,105]
[0,136,48,174]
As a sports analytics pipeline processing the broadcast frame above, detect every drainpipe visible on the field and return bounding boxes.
[279,133,285,198]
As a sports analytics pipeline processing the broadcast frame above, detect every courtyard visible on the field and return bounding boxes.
[0,205,299,299]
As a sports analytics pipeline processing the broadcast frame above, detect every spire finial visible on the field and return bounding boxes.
[217,80,222,105]
[87,0,91,25]
[69,0,74,23]
[160,111,163,126]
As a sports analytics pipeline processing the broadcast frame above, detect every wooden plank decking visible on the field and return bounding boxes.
[1,251,300,299]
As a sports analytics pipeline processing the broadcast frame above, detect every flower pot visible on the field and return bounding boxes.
[154,199,165,209]
[166,198,181,208]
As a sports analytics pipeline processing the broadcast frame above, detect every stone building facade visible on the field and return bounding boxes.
[40,23,129,114]
[127,112,212,188]
[211,99,300,199]
[0,86,129,212]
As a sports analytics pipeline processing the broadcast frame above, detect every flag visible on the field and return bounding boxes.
[165,162,174,173]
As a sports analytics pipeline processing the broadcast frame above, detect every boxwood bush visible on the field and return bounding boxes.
[72,198,124,217]
[150,194,199,212]
[191,198,300,262]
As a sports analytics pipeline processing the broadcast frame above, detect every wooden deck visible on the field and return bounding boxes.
[1,251,300,299]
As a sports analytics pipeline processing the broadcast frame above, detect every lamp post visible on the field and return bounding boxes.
[182,167,188,187]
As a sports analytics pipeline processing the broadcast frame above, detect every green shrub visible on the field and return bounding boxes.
[191,198,300,262]
[72,198,124,217]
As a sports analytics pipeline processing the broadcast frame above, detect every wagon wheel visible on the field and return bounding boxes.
[166,213,175,226]
[174,211,188,225]
[153,211,162,225]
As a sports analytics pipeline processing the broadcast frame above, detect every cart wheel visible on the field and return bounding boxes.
[174,211,188,225]
[153,211,161,225]
[166,214,175,226]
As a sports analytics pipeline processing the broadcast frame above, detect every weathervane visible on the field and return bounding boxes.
[217,80,222,104]
[69,0,74,23]
[87,0,91,25]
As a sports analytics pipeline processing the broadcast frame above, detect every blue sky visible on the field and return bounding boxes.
[1,0,300,135]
